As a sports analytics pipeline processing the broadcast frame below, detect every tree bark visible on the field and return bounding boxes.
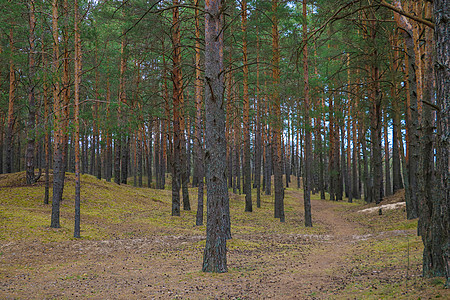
[241,0,252,212]
[421,0,449,283]
[194,0,204,226]
[6,27,16,174]
[74,0,81,238]
[384,112,392,196]
[106,73,112,182]
[254,29,262,208]
[171,0,182,216]
[369,18,383,204]
[202,0,228,273]
[271,0,284,222]
[302,0,312,226]
[50,0,63,228]
[391,32,403,193]
[26,0,37,185]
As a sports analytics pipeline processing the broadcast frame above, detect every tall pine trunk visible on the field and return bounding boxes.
[421,0,449,282]
[194,0,204,226]
[271,0,284,222]
[26,0,37,184]
[202,0,228,273]
[50,0,63,228]
[241,0,252,212]
[6,27,16,174]
[171,0,182,216]
[73,0,81,238]
[302,0,312,226]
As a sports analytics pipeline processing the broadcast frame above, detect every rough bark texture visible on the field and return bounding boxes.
[272,0,284,222]
[393,0,419,218]
[254,31,262,208]
[26,0,37,185]
[421,0,449,283]
[106,75,112,182]
[202,0,228,273]
[302,0,312,227]
[42,36,50,204]
[171,0,182,216]
[194,0,204,226]
[384,114,391,196]
[6,27,15,174]
[242,0,252,212]
[369,19,383,205]
[73,0,81,238]
[50,0,62,228]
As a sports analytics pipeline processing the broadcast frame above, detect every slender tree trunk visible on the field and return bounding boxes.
[318,107,325,199]
[352,93,360,200]
[346,54,353,202]
[361,126,371,203]
[146,124,153,188]
[74,0,81,238]
[329,97,336,201]
[194,0,204,225]
[50,0,63,228]
[121,136,129,184]
[6,27,16,174]
[255,29,262,208]
[393,0,419,218]
[241,0,252,212]
[272,0,284,222]
[233,90,240,195]
[106,73,112,182]
[94,48,101,180]
[181,101,190,211]
[384,112,392,196]
[137,128,143,187]
[42,29,50,204]
[392,33,403,193]
[369,18,383,204]
[26,0,37,184]
[302,0,312,226]
[202,0,228,273]
[171,0,182,216]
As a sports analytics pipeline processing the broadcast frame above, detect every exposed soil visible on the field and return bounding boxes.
[0,189,445,299]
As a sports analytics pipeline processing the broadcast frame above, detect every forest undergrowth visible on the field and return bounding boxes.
[0,172,448,299]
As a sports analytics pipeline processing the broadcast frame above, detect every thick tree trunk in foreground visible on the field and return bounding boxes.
[421,0,449,283]
[202,0,228,273]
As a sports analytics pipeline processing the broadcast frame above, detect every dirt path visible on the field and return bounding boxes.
[0,191,398,299]
[272,190,363,298]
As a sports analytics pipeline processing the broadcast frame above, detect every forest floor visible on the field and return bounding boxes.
[0,172,448,299]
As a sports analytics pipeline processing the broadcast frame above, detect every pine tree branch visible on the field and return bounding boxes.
[379,0,434,29]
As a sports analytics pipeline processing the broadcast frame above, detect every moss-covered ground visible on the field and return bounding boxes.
[0,171,447,299]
